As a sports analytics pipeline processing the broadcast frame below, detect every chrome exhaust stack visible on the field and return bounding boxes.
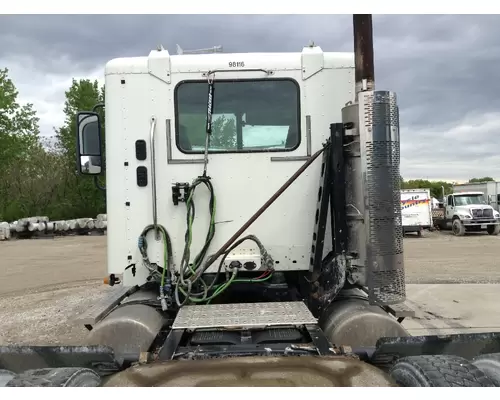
[341,15,405,305]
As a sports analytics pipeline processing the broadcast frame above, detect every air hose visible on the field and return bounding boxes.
[136,173,274,308]
[137,187,274,309]
[138,224,174,309]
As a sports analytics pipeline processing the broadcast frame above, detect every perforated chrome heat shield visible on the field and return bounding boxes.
[357,90,405,305]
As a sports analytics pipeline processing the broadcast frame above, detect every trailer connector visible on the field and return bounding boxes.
[159,283,172,311]
[172,182,191,206]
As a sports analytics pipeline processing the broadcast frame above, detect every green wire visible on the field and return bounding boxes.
[178,270,238,303]
[183,178,216,277]
[207,273,274,304]
[159,226,169,287]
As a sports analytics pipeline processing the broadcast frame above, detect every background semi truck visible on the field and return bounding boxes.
[1,15,500,387]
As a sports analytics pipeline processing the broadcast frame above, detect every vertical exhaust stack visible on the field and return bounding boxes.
[342,15,405,305]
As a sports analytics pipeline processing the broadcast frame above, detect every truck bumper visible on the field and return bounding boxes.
[462,219,500,227]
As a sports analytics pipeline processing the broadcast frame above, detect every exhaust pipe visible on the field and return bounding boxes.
[353,15,375,98]
[341,15,406,306]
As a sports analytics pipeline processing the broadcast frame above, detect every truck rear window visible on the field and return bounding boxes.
[174,78,301,153]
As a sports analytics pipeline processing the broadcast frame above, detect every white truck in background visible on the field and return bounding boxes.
[433,191,500,236]
[453,181,500,212]
[401,189,432,237]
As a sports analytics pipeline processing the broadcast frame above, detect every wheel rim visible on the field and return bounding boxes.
[453,221,460,234]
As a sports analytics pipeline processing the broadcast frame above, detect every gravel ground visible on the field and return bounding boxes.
[0,230,499,345]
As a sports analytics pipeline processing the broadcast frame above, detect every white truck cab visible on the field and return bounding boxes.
[77,45,355,287]
[444,191,500,235]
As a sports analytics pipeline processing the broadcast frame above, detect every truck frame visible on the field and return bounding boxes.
[1,15,500,387]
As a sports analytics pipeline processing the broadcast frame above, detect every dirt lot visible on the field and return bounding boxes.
[0,230,499,345]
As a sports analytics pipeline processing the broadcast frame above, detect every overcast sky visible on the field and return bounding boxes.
[1,14,499,181]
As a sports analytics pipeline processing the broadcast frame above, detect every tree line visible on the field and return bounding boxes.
[0,67,496,222]
[0,68,105,222]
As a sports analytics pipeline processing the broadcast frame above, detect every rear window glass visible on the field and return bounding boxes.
[175,79,301,153]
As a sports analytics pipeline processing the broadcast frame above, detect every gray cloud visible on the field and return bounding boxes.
[1,14,500,180]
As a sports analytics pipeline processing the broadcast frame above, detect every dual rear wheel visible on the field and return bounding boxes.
[390,353,500,387]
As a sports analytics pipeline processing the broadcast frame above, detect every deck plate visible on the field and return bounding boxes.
[172,301,317,330]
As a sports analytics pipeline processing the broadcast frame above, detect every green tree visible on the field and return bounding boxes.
[180,113,237,150]
[55,79,104,161]
[468,177,494,183]
[0,68,42,221]
[401,178,453,199]
[0,68,40,164]
[211,115,236,149]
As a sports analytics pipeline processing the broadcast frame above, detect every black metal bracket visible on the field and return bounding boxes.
[157,329,185,361]
[92,102,106,193]
[172,183,191,206]
[330,123,348,255]
[305,325,337,356]
[308,123,348,316]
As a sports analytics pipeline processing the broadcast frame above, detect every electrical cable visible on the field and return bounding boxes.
[137,178,273,307]
[179,234,274,303]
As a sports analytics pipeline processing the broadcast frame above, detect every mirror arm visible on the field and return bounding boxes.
[92,104,105,171]
[92,103,105,113]
[94,175,106,192]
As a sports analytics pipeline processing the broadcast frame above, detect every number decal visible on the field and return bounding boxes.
[229,61,245,68]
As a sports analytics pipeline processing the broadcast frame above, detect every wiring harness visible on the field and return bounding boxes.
[137,176,274,310]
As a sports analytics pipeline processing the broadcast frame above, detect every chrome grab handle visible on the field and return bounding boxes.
[149,116,159,240]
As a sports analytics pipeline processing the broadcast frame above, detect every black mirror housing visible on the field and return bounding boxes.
[76,111,103,176]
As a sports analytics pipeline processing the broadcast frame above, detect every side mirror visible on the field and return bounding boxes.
[76,112,103,175]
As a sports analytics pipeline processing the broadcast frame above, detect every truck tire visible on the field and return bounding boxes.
[472,353,500,386]
[486,224,500,236]
[452,219,465,236]
[389,355,495,387]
